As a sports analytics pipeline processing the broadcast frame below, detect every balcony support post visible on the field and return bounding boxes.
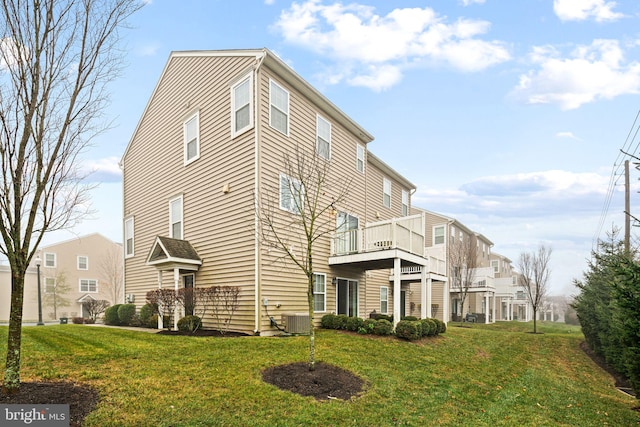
[393,257,401,329]
[420,267,427,319]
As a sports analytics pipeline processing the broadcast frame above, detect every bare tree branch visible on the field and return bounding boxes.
[518,244,552,333]
[0,0,142,393]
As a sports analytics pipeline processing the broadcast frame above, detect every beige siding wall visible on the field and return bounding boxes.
[255,66,369,332]
[123,55,258,333]
[0,268,41,322]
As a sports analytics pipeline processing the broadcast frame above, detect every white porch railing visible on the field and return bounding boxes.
[400,255,447,277]
[330,214,425,257]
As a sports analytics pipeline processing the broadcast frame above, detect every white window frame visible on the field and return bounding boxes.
[313,273,326,313]
[491,260,499,274]
[231,73,253,137]
[183,111,200,165]
[433,225,445,245]
[79,279,98,293]
[402,190,409,216]
[316,114,331,160]
[44,252,56,268]
[383,178,391,208]
[356,144,365,173]
[77,256,88,271]
[380,286,389,314]
[269,79,289,136]
[169,195,184,240]
[44,277,56,294]
[279,173,304,214]
[124,216,134,258]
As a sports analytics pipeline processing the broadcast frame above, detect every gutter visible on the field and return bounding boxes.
[253,51,266,334]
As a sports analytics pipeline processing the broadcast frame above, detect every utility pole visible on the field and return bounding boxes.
[625,160,630,254]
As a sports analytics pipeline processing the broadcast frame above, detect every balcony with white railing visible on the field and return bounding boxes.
[330,214,425,258]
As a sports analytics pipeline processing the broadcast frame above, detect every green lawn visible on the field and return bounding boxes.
[1,322,638,426]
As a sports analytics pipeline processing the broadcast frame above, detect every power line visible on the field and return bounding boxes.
[593,110,640,250]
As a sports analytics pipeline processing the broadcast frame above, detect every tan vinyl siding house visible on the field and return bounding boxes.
[1,233,122,322]
[122,49,440,335]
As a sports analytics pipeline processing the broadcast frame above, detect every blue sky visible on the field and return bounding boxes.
[46,0,640,295]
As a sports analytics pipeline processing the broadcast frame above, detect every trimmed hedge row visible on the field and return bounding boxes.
[321,314,446,340]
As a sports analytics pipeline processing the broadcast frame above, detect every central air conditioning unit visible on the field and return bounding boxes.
[281,313,310,334]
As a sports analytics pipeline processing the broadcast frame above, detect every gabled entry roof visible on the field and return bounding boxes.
[146,236,202,271]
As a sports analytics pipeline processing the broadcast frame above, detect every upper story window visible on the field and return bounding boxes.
[80,279,98,293]
[44,252,56,268]
[184,112,199,164]
[44,277,56,293]
[356,144,365,173]
[433,226,445,245]
[280,173,304,214]
[401,190,409,216]
[313,273,326,312]
[231,74,253,137]
[316,115,331,160]
[124,217,134,258]
[491,260,499,273]
[269,79,289,136]
[77,256,88,270]
[169,195,183,240]
[383,178,391,208]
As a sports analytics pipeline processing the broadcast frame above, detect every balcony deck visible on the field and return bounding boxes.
[328,214,445,276]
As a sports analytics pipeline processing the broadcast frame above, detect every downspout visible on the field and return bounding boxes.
[253,52,266,335]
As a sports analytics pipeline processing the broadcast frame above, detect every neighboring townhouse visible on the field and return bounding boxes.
[121,48,443,335]
[38,233,123,320]
[0,233,123,322]
[408,208,498,323]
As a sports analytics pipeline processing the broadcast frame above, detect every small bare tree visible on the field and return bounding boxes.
[82,299,110,321]
[448,235,478,322]
[0,0,141,393]
[257,144,351,371]
[211,286,240,335]
[99,244,124,305]
[146,289,177,330]
[517,244,552,334]
[42,271,71,320]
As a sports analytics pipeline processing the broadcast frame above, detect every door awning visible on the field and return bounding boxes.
[146,236,202,271]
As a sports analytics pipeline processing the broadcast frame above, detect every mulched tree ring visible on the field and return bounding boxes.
[262,361,366,401]
[0,381,99,427]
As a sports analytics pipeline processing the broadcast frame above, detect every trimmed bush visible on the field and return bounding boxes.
[421,319,436,336]
[321,314,337,329]
[433,318,446,334]
[403,316,419,322]
[140,303,157,324]
[178,315,202,332]
[345,316,364,332]
[147,314,159,329]
[373,319,394,336]
[334,314,349,330]
[395,320,421,341]
[376,314,393,323]
[72,317,84,324]
[117,304,137,326]
[84,318,95,324]
[104,304,122,325]
[359,318,376,334]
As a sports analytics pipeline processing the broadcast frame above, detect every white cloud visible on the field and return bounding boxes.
[511,39,640,110]
[137,43,161,57]
[460,0,486,6]
[272,0,510,90]
[264,0,275,4]
[556,131,582,141]
[554,0,623,22]
[84,157,122,182]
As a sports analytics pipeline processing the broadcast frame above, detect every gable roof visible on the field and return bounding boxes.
[146,236,202,271]
[121,48,374,167]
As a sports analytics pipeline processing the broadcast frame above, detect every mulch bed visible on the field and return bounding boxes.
[262,361,366,401]
[156,328,249,337]
[0,381,98,427]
